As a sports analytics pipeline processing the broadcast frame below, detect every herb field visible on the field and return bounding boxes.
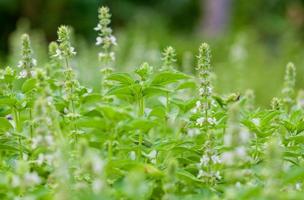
[1,6,304,200]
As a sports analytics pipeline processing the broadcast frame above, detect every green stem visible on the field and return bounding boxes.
[137,131,143,161]
[29,108,33,138]
[138,94,144,117]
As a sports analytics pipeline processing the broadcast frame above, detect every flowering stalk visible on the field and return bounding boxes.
[161,46,176,71]
[281,62,296,110]
[54,25,80,141]
[95,6,116,94]
[195,43,216,128]
[17,34,37,79]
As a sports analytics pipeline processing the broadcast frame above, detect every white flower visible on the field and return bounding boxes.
[17,61,23,68]
[36,153,45,165]
[214,171,222,180]
[45,135,54,146]
[211,155,221,164]
[109,52,115,61]
[18,70,28,79]
[69,47,76,55]
[45,154,55,165]
[199,88,205,96]
[199,155,210,166]
[31,135,43,149]
[96,37,103,45]
[92,156,104,174]
[94,24,102,31]
[12,175,21,187]
[197,169,207,178]
[235,182,242,188]
[235,146,247,158]
[296,182,302,191]
[207,117,216,125]
[30,70,36,77]
[92,179,103,193]
[196,117,205,126]
[147,150,157,159]
[221,152,234,165]
[24,172,41,186]
[110,35,117,46]
[32,58,37,66]
[129,151,136,160]
[195,100,201,109]
[54,49,62,59]
[239,128,250,143]
[252,118,260,126]
[98,52,106,59]
[187,128,200,137]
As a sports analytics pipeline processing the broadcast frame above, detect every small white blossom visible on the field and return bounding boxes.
[129,151,136,160]
[207,117,216,125]
[36,153,45,165]
[12,175,21,187]
[70,47,76,55]
[17,61,23,68]
[18,70,28,79]
[96,37,103,45]
[187,128,200,137]
[235,146,247,158]
[32,58,37,66]
[92,179,103,193]
[221,152,234,165]
[211,155,221,164]
[54,48,62,59]
[214,171,222,180]
[240,128,250,143]
[147,150,157,159]
[296,182,302,191]
[252,118,260,126]
[195,100,201,109]
[197,169,206,178]
[199,155,210,166]
[92,156,104,174]
[24,172,41,186]
[45,135,54,146]
[196,117,205,126]
[31,135,43,149]
[109,35,117,46]
[94,24,102,31]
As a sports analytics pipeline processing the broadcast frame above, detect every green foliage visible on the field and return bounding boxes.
[1,6,304,200]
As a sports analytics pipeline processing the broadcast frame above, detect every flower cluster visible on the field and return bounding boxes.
[54,25,76,60]
[161,46,176,71]
[17,34,37,78]
[194,43,216,127]
[281,62,296,109]
[95,6,116,64]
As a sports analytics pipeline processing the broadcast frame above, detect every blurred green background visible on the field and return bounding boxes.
[1,0,304,105]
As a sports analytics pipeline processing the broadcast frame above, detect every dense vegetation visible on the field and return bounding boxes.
[1,6,304,199]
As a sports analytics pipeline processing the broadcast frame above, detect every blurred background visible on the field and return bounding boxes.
[1,0,304,105]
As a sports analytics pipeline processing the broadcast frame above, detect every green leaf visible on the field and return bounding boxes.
[151,71,190,86]
[82,93,102,105]
[0,117,12,131]
[176,81,196,90]
[0,97,16,106]
[98,105,131,121]
[176,169,204,184]
[128,119,157,132]
[76,117,105,129]
[22,78,37,93]
[107,73,135,85]
[143,86,170,97]
[0,144,20,152]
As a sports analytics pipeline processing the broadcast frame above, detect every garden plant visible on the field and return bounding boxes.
[1,6,304,200]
